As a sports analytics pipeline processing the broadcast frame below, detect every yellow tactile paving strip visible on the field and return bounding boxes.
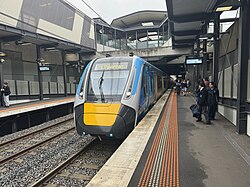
[138,92,179,187]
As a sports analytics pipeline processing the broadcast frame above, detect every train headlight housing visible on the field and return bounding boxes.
[79,92,84,99]
[124,68,135,100]
[125,91,132,98]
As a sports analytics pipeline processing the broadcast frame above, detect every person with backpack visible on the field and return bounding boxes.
[196,82,211,124]
[1,82,11,107]
[208,82,219,120]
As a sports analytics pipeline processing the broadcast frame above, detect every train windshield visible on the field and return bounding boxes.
[87,60,132,102]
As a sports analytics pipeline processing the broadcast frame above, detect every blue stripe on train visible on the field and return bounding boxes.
[132,57,143,95]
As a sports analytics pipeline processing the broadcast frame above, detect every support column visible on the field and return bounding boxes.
[61,51,67,97]
[203,39,207,78]
[146,30,149,49]
[136,31,138,49]
[236,0,250,134]
[36,45,43,100]
[0,42,4,107]
[213,13,220,85]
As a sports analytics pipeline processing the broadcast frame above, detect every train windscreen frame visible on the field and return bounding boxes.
[87,59,132,102]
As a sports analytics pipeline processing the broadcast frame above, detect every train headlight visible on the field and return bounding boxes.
[79,92,84,99]
[126,91,131,98]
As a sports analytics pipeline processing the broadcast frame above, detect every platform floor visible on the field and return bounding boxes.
[0,96,74,118]
[177,95,250,187]
[88,92,250,187]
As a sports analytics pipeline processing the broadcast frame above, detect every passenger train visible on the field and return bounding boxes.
[74,56,171,138]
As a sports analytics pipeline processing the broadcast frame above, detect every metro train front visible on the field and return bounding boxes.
[74,56,140,138]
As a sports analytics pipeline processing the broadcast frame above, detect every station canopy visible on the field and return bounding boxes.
[111,10,167,30]
[166,0,236,48]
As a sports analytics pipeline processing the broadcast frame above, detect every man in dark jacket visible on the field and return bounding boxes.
[208,82,219,120]
[197,82,211,124]
[1,82,11,107]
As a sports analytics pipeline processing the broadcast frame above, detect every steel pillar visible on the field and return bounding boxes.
[236,0,250,134]
[61,51,67,97]
[213,13,220,85]
[36,45,43,100]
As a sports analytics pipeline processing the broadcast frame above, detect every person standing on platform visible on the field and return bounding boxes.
[175,79,181,95]
[181,80,187,96]
[186,79,191,94]
[208,82,219,120]
[1,82,11,107]
[196,82,211,124]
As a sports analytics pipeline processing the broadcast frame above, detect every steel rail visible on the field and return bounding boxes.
[30,138,98,187]
[0,127,74,166]
[0,118,73,147]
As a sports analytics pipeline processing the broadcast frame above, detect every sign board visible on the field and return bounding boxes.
[65,53,79,62]
[39,66,50,71]
[185,56,203,65]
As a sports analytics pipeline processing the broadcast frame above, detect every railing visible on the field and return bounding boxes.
[5,80,77,96]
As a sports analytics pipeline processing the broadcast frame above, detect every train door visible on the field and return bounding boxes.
[139,65,149,115]
[154,73,158,101]
[148,66,154,105]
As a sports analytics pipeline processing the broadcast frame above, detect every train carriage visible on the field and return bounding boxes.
[74,56,170,138]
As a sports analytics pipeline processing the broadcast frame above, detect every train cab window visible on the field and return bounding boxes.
[87,60,132,102]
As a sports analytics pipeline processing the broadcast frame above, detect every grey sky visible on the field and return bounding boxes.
[69,0,167,24]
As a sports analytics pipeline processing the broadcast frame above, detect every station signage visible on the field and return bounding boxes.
[39,66,50,71]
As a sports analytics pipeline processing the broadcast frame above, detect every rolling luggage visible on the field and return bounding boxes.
[190,104,200,118]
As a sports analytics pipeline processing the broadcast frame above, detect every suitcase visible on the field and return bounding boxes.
[190,104,200,118]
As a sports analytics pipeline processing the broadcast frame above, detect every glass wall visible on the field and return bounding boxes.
[95,22,170,51]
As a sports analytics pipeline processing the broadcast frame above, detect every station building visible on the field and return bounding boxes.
[0,0,95,101]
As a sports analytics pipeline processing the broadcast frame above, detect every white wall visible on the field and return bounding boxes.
[247,114,250,137]
[218,105,237,126]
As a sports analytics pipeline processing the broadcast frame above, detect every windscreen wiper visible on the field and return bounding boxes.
[98,70,105,103]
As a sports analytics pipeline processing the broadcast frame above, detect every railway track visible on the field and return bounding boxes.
[31,138,122,187]
[0,118,74,166]
[0,118,73,147]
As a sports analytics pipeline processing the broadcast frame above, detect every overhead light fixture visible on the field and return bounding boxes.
[199,33,214,40]
[37,57,45,62]
[0,51,7,57]
[215,0,241,12]
[20,42,32,46]
[99,29,104,34]
[199,36,208,40]
[141,22,154,26]
[15,41,32,46]
[46,47,56,50]
[48,49,59,52]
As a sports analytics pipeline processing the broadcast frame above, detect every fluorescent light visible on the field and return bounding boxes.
[141,22,154,26]
[48,49,59,52]
[46,47,56,50]
[216,6,233,12]
[199,37,208,40]
[20,42,32,46]
[0,51,6,57]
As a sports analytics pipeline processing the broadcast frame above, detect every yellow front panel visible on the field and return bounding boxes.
[84,103,121,114]
[84,114,117,126]
[83,103,121,126]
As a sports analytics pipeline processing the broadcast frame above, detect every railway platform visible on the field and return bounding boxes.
[0,96,74,136]
[87,91,250,187]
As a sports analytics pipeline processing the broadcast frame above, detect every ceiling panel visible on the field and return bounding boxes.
[174,21,202,31]
[172,0,216,16]
[175,35,197,40]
